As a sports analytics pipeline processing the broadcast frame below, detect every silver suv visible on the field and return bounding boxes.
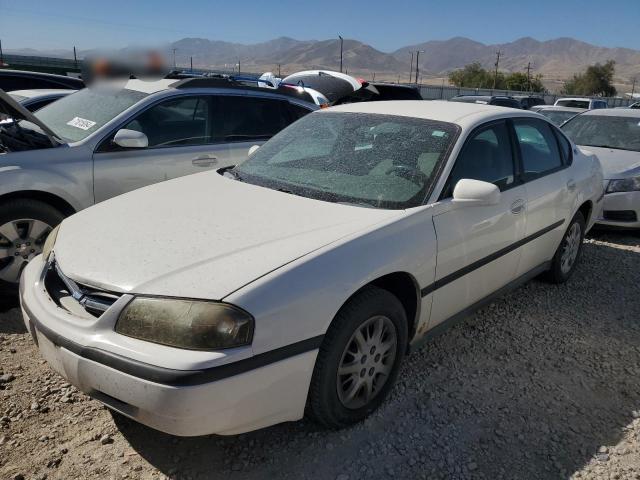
[0,77,317,287]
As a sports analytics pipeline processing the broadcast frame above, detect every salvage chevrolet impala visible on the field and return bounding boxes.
[20,101,604,436]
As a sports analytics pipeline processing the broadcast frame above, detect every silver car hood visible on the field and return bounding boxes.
[580,146,640,179]
[54,171,399,299]
[0,89,60,145]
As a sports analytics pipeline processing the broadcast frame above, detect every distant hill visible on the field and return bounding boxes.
[7,36,640,89]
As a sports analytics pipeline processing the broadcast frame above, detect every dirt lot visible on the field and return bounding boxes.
[1,230,639,480]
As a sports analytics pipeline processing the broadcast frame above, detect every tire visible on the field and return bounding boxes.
[0,198,65,292]
[545,211,585,284]
[306,285,408,428]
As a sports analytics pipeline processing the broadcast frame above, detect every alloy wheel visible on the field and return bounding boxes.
[0,219,52,283]
[336,315,398,410]
[560,222,581,275]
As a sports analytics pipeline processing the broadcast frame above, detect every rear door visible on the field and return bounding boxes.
[92,95,230,203]
[429,120,527,328]
[218,95,308,164]
[512,117,574,275]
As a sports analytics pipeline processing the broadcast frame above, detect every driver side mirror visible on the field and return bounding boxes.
[452,179,501,206]
[248,145,260,157]
[113,129,148,149]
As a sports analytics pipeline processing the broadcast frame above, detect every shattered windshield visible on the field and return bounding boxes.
[232,111,458,209]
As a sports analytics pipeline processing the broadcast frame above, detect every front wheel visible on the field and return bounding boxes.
[0,199,65,291]
[306,286,408,428]
[546,211,585,284]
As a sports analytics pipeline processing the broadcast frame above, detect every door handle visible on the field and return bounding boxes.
[191,155,218,167]
[567,179,576,191]
[510,199,526,214]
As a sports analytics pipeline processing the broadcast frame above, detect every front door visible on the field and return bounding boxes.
[428,120,527,328]
[92,95,231,203]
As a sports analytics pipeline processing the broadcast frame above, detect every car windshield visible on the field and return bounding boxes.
[539,110,580,126]
[562,115,640,152]
[25,87,147,142]
[232,112,458,209]
[556,99,590,109]
[9,93,27,103]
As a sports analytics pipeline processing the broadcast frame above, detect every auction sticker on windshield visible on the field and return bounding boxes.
[66,117,97,130]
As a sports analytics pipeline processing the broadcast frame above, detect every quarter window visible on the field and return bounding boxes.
[514,119,563,180]
[447,121,515,194]
[124,96,210,147]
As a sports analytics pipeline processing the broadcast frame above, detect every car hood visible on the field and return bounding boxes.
[579,146,640,179]
[54,171,400,299]
[0,89,61,145]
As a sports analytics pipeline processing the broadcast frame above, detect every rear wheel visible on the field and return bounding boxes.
[546,211,585,284]
[0,199,65,292]
[306,286,408,428]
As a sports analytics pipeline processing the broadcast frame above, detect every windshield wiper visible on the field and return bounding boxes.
[222,168,244,182]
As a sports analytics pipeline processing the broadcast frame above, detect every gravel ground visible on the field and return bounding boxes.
[1,229,639,480]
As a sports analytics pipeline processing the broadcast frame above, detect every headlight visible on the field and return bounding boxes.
[607,176,640,193]
[42,225,60,260]
[115,297,254,350]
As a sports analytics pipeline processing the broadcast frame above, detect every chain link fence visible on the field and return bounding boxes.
[417,83,633,107]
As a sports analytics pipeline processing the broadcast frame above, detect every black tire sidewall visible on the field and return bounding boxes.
[307,286,408,427]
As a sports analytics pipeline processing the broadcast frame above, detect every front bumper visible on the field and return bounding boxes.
[19,256,318,436]
[596,190,640,229]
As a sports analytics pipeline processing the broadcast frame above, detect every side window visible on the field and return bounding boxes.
[123,96,210,147]
[514,118,563,180]
[288,103,312,122]
[447,121,515,196]
[553,128,572,165]
[222,96,289,141]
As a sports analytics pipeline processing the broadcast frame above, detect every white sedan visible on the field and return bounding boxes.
[20,101,604,436]
[562,108,640,228]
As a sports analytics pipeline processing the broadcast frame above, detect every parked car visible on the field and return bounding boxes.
[562,108,640,228]
[531,105,586,126]
[554,97,608,109]
[9,89,75,112]
[0,69,84,92]
[335,83,423,104]
[21,100,604,436]
[629,102,640,109]
[0,89,75,123]
[512,95,546,110]
[449,95,521,108]
[0,77,318,287]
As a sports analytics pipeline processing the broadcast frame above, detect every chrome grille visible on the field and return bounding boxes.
[45,261,121,317]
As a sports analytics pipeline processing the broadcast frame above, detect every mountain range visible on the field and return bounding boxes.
[7,36,640,89]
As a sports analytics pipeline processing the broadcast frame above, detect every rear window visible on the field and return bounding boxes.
[556,99,590,109]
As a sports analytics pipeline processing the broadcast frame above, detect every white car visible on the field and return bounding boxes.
[554,97,608,110]
[562,108,640,228]
[20,101,604,436]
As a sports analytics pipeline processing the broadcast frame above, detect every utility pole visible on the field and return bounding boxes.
[631,77,637,99]
[525,62,532,92]
[190,56,193,72]
[238,58,241,74]
[0,39,3,65]
[338,35,343,73]
[409,52,414,83]
[172,48,177,69]
[372,72,376,81]
[277,63,281,77]
[73,46,78,69]
[415,50,424,84]
[493,50,502,89]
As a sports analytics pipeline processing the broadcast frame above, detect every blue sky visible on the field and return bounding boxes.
[1,0,639,52]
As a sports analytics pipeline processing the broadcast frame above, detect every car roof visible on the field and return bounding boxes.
[556,97,597,102]
[9,89,75,99]
[326,100,538,127]
[580,108,640,118]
